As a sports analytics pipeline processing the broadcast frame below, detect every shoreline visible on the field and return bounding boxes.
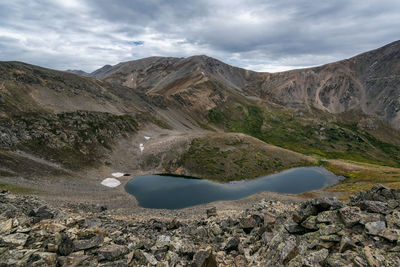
[0,166,339,220]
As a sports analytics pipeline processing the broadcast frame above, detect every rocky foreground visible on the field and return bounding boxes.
[1,185,400,266]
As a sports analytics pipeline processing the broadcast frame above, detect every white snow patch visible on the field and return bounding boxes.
[139,143,144,152]
[144,136,151,140]
[201,71,205,76]
[112,172,124,178]
[101,178,121,188]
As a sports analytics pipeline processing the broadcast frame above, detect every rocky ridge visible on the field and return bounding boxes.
[92,41,400,130]
[1,185,400,266]
[0,111,138,171]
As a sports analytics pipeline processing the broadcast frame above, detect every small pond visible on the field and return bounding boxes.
[125,167,340,209]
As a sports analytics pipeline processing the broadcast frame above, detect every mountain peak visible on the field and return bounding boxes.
[65,69,89,76]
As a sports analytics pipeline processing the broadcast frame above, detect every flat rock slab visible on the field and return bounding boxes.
[3,233,29,246]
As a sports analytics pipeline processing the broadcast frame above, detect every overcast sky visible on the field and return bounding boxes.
[0,0,399,72]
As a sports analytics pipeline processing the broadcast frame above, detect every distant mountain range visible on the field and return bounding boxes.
[1,40,399,179]
[69,40,400,130]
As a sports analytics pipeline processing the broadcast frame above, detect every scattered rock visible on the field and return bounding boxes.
[365,221,386,235]
[0,219,13,234]
[234,254,248,267]
[2,233,29,246]
[301,216,318,230]
[339,236,356,253]
[316,210,339,223]
[302,248,329,266]
[285,222,306,234]
[58,255,89,267]
[378,228,400,242]
[192,247,217,267]
[240,216,258,234]
[168,218,181,230]
[338,206,362,227]
[1,185,400,266]
[263,211,276,228]
[97,244,126,260]
[58,234,75,256]
[358,200,389,214]
[28,206,54,222]
[292,202,318,223]
[74,233,104,250]
[206,207,217,218]
[224,237,240,253]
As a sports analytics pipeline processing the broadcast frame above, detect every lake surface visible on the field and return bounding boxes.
[125,167,339,209]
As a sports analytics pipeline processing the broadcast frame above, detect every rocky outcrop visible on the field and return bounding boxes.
[0,111,138,169]
[1,185,400,266]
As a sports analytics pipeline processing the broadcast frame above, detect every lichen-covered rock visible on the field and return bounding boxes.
[97,244,127,261]
[0,219,13,234]
[302,248,329,266]
[358,200,389,214]
[285,222,306,234]
[2,233,29,246]
[386,210,400,228]
[365,221,386,235]
[378,228,400,242]
[338,206,362,227]
[316,210,339,223]
[292,202,318,223]
[73,233,104,250]
[301,215,318,230]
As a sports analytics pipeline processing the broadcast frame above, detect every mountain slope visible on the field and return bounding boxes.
[258,40,400,129]
[0,62,160,174]
[95,41,400,130]
[1,41,399,180]
[0,60,309,180]
[65,69,90,76]
[85,41,400,167]
[0,61,153,117]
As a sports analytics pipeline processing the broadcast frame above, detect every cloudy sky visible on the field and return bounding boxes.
[0,0,399,72]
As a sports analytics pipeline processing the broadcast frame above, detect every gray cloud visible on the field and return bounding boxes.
[0,0,399,72]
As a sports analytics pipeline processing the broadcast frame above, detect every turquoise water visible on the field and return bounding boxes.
[125,167,339,209]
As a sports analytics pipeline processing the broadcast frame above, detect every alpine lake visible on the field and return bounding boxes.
[125,167,341,209]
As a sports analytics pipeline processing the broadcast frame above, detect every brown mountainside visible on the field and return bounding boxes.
[0,41,399,177]
[93,41,400,129]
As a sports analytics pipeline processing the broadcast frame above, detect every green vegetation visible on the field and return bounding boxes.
[323,160,400,199]
[178,135,313,181]
[0,182,35,194]
[207,109,225,124]
[136,113,172,129]
[206,105,400,168]
[0,170,16,177]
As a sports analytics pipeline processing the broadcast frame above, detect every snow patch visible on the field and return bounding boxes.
[101,178,121,188]
[144,136,151,140]
[201,71,206,76]
[139,143,144,152]
[112,172,124,178]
